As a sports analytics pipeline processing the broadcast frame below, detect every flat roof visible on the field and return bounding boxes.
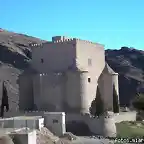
[0,116,43,120]
[44,112,65,115]
[0,128,33,135]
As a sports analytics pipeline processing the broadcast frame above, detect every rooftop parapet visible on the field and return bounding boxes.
[29,36,104,48]
[76,39,104,47]
[52,36,76,43]
[24,111,49,113]
[29,43,42,47]
[52,36,104,47]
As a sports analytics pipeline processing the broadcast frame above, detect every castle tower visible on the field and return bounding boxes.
[65,70,89,114]
[98,63,119,111]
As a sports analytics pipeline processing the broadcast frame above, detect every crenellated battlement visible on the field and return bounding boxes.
[53,38,76,43]
[24,111,48,113]
[78,39,104,47]
[29,36,104,49]
[29,43,42,47]
[51,36,103,47]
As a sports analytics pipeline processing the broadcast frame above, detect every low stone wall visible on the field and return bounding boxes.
[4,111,136,122]
[66,111,136,123]
[66,113,116,136]
[0,117,44,131]
[66,111,136,136]
[3,111,46,118]
[3,111,137,136]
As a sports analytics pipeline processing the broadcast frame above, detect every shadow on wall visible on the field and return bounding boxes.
[33,103,58,111]
[40,103,58,111]
[66,121,91,136]
[63,102,83,113]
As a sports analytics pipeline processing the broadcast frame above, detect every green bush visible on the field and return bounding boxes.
[113,85,119,113]
[132,93,144,110]
[89,86,104,116]
[95,86,104,116]
[89,98,96,116]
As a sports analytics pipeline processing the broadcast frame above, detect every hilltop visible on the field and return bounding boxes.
[0,28,143,110]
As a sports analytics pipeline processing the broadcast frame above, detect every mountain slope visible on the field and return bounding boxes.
[106,47,144,106]
[0,29,44,69]
[0,29,143,110]
[0,29,44,110]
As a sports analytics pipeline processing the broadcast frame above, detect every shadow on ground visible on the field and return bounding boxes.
[66,121,92,136]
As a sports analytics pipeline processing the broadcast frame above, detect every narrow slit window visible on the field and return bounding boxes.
[41,58,44,63]
[53,119,58,123]
[88,58,92,66]
[88,78,91,83]
[73,44,76,47]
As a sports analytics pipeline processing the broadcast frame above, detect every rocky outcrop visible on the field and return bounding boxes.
[0,29,44,111]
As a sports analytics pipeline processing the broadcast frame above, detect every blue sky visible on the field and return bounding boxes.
[0,0,144,49]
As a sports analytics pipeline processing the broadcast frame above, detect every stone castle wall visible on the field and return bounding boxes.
[28,36,105,113]
[33,73,65,111]
[30,36,105,74]
[19,36,120,115]
[31,70,118,114]
[32,71,93,113]
[65,112,136,135]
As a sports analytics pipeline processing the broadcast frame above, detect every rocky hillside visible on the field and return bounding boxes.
[106,47,144,106]
[0,29,44,110]
[0,28,143,110]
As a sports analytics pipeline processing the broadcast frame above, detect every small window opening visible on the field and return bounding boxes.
[88,58,92,66]
[88,78,91,83]
[73,44,76,47]
[53,119,58,123]
[41,58,44,63]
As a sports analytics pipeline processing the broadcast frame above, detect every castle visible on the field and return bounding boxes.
[1,36,137,138]
[18,36,119,114]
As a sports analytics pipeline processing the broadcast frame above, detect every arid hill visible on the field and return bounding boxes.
[106,47,144,105]
[0,28,143,110]
[0,29,44,110]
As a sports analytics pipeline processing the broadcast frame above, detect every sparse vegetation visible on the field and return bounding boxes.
[116,121,144,138]
[132,93,144,110]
